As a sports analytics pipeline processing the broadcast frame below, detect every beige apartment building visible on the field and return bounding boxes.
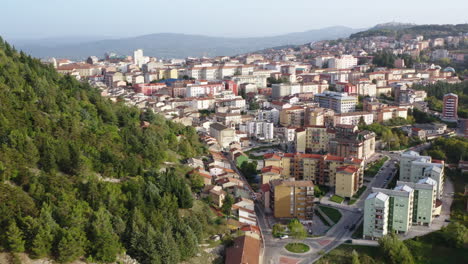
[295,124,376,160]
[280,106,306,127]
[264,153,363,188]
[335,165,361,198]
[271,180,315,220]
[209,123,236,148]
[296,125,335,153]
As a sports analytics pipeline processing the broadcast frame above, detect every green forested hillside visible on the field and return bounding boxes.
[0,37,210,263]
[350,24,468,39]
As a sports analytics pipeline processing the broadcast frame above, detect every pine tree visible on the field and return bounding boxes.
[6,221,25,252]
[57,227,88,263]
[31,224,54,258]
[89,207,121,262]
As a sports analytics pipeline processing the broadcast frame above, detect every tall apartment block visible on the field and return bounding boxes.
[400,151,444,199]
[442,93,458,122]
[372,185,414,234]
[397,178,438,225]
[363,177,438,240]
[271,180,315,220]
[363,192,389,240]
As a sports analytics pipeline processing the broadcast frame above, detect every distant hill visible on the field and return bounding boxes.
[371,22,416,30]
[350,24,468,39]
[10,26,361,60]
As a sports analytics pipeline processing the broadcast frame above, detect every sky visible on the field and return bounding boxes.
[2,0,468,40]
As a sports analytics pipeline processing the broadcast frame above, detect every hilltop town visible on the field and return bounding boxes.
[42,28,468,264]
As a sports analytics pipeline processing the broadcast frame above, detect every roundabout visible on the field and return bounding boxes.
[285,243,310,254]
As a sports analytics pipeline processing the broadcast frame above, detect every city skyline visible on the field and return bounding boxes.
[2,0,468,40]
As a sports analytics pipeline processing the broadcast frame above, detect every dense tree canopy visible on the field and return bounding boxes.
[0,37,209,263]
[413,82,468,118]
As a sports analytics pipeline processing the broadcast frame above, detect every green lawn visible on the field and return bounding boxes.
[315,244,379,264]
[318,230,468,264]
[315,209,331,226]
[319,206,342,223]
[285,243,310,253]
[348,199,357,205]
[330,195,344,204]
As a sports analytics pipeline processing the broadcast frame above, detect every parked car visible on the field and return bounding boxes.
[280,235,289,239]
[350,224,356,231]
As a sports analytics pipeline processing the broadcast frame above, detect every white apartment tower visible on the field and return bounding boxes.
[133,49,144,68]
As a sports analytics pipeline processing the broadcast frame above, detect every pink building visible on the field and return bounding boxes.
[133,83,166,95]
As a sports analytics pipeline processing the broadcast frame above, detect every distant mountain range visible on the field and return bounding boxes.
[8,26,362,60]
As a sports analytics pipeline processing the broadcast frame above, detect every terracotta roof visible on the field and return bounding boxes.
[264,153,282,160]
[225,235,260,264]
[337,165,359,174]
[261,166,283,174]
[240,225,260,234]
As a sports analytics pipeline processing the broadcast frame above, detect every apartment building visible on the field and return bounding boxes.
[363,192,390,240]
[335,165,361,198]
[257,108,280,124]
[364,177,438,240]
[186,83,225,97]
[271,82,328,99]
[328,55,358,69]
[333,111,374,126]
[246,121,274,140]
[314,91,358,113]
[328,125,376,160]
[280,107,306,127]
[230,75,267,88]
[442,93,458,122]
[372,186,414,234]
[264,153,363,188]
[400,151,444,198]
[397,178,438,226]
[210,123,236,148]
[377,107,408,122]
[295,125,334,153]
[271,180,315,220]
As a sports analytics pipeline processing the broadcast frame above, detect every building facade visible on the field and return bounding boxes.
[314,91,358,113]
[272,180,314,220]
[442,93,458,121]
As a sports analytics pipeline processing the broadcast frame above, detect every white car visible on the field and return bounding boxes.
[280,235,289,239]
